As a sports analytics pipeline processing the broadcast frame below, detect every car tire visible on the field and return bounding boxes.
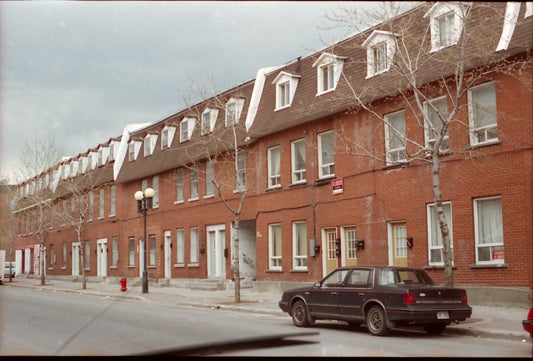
[291,300,312,327]
[423,323,447,335]
[366,306,391,336]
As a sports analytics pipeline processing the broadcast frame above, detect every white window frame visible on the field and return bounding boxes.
[468,82,498,146]
[291,139,306,184]
[149,235,156,266]
[318,131,335,179]
[273,71,300,110]
[190,227,199,264]
[175,168,184,203]
[235,151,246,192]
[362,30,397,78]
[267,146,281,189]
[269,223,282,270]
[205,162,214,198]
[128,141,141,161]
[427,202,453,266]
[161,126,176,150]
[424,96,450,152]
[384,110,407,164]
[313,53,346,95]
[201,107,219,135]
[111,236,118,268]
[110,185,116,216]
[180,117,195,143]
[98,188,104,219]
[474,196,504,265]
[152,176,159,208]
[225,97,245,127]
[293,221,308,270]
[128,237,135,266]
[190,164,199,201]
[424,2,468,52]
[176,228,185,265]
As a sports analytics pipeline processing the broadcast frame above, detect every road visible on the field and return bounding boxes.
[1,286,531,357]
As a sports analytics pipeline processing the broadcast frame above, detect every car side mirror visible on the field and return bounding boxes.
[314,282,321,288]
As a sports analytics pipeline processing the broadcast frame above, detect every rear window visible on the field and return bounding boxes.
[379,269,434,285]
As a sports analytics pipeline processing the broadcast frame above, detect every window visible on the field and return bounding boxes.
[128,141,139,162]
[190,227,199,264]
[142,179,147,192]
[128,238,135,266]
[293,221,307,270]
[362,30,397,78]
[427,202,453,265]
[424,97,449,152]
[62,243,67,268]
[144,134,157,157]
[273,72,300,110]
[111,236,118,267]
[469,82,498,145]
[149,235,156,266]
[99,189,104,219]
[318,131,335,178]
[153,176,159,208]
[109,143,115,161]
[190,164,199,200]
[236,151,246,191]
[205,162,214,197]
[385,110,406,163]
[180,117,195,142]
[71,198,75,224]
[201,108,218,135]
[268,146,281,188]
[89,192,94,221]
[162,128,169,149]
[425,2,468,52]
[110,185,116,216]
[97,148,103,166]
[85,241,90,270]
[176,229,185,264]
[474,197,504,264]
[313,53,346,95]
[291,139,306,184]
[269,224,282,270]
[176,168,184,203]
[373,42,387,73]
[161,125,176,150]
[345,227,357,259]
[225,98,244,127]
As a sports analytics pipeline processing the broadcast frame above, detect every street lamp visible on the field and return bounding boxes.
[134,187,155,294]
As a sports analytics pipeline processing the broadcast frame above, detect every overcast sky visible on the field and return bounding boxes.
[1,1,382,183]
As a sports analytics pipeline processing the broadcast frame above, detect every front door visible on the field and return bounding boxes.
[72,243,80,276]
[207,224,226,278]
[324,228,338,275]
[96,238,107,277]
[342,226,358,267]
[391,223,408,267]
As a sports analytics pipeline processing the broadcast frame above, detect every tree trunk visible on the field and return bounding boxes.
[431,153,454,287]
[233,215,241,303]
[80,241,86,290]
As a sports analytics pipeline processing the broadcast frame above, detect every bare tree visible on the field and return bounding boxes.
[12,137,63,285]
[327,2,530,286]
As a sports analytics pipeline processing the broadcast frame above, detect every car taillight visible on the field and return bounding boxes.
[404,292,415,304]
[461,291,468,304]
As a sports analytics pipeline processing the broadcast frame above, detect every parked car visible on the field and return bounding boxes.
[4,262,16,278]
[279,266,472,336]
[522,306,533,338]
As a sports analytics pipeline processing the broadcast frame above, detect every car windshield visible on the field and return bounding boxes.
[379,269,434,286]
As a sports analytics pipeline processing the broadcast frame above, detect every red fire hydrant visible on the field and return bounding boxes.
[120,278,127,292]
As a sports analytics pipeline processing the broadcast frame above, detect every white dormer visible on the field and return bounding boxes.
[201,107,219,135]
[313,53,346,95]
[144,133,157,157]
[362,30,397,78]
[108,140,118,161]
[128,140,141,161]
[161,125,176,149]
[70,160,79,176]
[225,97,245,127]
[424,2,469,52]
[180,117,196,142]
[273,71,300,110]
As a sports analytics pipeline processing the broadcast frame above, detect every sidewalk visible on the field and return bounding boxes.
[2,277,531,343]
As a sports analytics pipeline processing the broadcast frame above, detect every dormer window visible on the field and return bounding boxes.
[128,140,140,161]
[180,117,195,143]
[161,125,176,150]
[97,148,103,166]
[313,53,346,95]
[362,30,397,78]
[201,107,219,135]
[424,2,468,52]
[225,97,245,127]
[273,71,300,110]
[109,143,115,161]
[144,133,157,157]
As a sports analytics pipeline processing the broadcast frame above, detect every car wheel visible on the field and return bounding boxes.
[423,323,447,335]
[366,306,391,336]
[291,300,311,327]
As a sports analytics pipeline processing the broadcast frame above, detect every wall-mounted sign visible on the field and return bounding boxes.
[332,179,343,194]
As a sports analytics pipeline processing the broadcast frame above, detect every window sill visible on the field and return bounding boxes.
[315,176,334,186]
[265,185,282,192]
[290,269,309,273]
[467,139,501,150]
[203,194,215,200]
[174,263,185,268]
[174,200,184,205]
[274,105,291,112]
[266,269,283,273]
[110,266,117,270]
[127,266,135,269]
[188,197,199,202]
[381,161,408,170]
[423,264,457,270]
[469,263,508,269]
[289,181,307,187]
[316,88,336,97]
[188,263,200,268]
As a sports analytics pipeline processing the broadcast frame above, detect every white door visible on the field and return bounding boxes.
[139,238,145,277]
[207,224,226,278]
[72,243,80,276]
[164,231,171,278]
[96,238,107,277]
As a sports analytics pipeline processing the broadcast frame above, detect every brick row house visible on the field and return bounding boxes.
[10,2,532,302]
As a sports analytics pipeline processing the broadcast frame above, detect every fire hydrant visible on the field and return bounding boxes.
[120,278,127,292]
